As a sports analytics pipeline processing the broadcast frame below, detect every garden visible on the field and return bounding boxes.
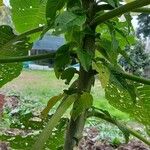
[0,0,150,150]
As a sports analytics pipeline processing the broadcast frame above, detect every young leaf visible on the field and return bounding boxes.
[55,11,86,34]
[54,44,71,78]
[32,94,77,150]
[76,49,92,71]
[72,92,93,120]
[46,0,67,24]
[61,68,77,85]
[41,94,64,119]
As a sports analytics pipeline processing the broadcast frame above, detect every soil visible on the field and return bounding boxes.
[78,127,150,150]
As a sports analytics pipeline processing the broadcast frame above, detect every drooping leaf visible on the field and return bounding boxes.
[46,0,67,24]
[61,68,77,85]
[0,25,32,88]
[72,92,93,120]
[10,0,46,40]
[32,94,77,150]
[41,93,64,119]
[54,44,71,78]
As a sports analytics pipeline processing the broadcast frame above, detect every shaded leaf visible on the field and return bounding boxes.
[0,25,32,88]
[61,68,77,85]
[54,44,71,78]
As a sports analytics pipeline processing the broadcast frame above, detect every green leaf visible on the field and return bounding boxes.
[106,0,116,7]
[77,49,92,71]
[32,94,77,150]
[55,11,86,34]
[61,68,77,85]
[72,92,93,120]
[46,0,67,24]
[93,62,110,88]
[41,94,64,119]
[0,0,3,6]
[10,0,46,40]
[105,80,150,128]
[54,44,71,78]
[0,25,32,88]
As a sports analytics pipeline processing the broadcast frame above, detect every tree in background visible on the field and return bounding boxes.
[119,40,150,77]
[137,13,150,38]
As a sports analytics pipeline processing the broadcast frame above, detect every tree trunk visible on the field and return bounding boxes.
[64,1,97,149]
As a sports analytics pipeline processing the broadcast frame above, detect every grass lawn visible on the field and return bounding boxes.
[0,69,129,120]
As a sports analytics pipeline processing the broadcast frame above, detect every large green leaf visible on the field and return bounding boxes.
[105,79,150,127]
[0,25,32,88]
[10,0,46,40]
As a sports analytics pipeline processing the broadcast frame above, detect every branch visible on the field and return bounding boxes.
[0,52,55,63]
[89,109,150,146]
[4,26,44,49]
[96,4,150,13]
[90,0,150,26]
[133,8,150,13]
[113,71,150,85]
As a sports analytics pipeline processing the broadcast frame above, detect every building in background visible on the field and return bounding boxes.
[28,34,65,68]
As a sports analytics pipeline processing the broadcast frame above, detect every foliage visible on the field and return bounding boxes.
[0,0,150,149]
[119,40,150,76]
[137,13,150,38]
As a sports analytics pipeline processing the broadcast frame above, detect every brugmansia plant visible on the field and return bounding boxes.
[0,0,150,149]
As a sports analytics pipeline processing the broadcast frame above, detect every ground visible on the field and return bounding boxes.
[0,69,149,150]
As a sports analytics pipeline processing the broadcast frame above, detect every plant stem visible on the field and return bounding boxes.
[64,1,96,149]
[90,0,150,26]
[113,71,150,85]
[89,110,150,146]
[0,53,55,63]
[96,4,150,13]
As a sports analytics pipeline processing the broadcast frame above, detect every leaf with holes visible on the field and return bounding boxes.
[93,62,110,88]
[105,79,150,127]
[10,0,46,40]
[0,25,32,88]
